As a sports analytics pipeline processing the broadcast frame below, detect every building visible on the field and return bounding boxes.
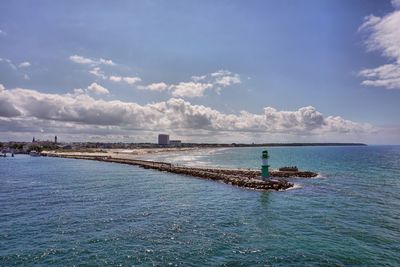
[54,136,58,144]
[169,140,182,147]
[158,134,169,145]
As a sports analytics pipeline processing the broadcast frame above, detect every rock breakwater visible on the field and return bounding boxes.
[42,153,317,191]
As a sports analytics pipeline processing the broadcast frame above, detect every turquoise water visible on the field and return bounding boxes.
[1,146,399,266]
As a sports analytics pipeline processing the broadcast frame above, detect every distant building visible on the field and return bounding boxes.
[169,140,182,147]
[158,134,169,145]
[54,136,58,144]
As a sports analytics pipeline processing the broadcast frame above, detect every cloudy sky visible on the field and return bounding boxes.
[0,0,399,144]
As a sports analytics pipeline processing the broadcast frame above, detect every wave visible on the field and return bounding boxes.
[285,183,303,190]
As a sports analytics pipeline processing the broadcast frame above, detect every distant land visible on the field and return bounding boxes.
[224,142,367,147]
[0,141,367,155]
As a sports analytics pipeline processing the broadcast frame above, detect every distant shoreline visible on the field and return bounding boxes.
[0,142,367,156]
[194,142,367,148]
[38,143,367,157]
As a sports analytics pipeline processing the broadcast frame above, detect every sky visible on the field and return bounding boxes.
[0,0,399,144]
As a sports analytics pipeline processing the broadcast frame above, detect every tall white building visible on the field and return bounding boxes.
[158,134,169,145]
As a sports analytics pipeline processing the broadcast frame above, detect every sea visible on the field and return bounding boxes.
[1,145,399,266]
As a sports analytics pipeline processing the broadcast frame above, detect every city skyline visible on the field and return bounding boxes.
[1,0,399,144]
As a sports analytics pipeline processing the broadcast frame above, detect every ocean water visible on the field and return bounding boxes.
[1,146,399,266]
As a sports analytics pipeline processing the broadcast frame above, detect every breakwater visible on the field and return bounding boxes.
[42,153,317,191]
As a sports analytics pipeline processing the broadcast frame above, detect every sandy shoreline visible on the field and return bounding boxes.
[44,147,227,164]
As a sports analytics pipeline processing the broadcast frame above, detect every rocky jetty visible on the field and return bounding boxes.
[42,153,317,191]
[279,166,298,172]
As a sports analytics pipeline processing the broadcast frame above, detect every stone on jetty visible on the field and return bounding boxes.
[279,166,298,172]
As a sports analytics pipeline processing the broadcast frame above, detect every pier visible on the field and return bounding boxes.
[42,153,318,191]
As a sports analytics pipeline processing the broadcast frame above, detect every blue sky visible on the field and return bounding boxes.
[0,0,399,144]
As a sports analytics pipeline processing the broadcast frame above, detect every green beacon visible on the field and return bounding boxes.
[261,150,270,180]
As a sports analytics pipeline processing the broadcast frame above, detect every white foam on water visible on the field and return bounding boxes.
[314,173,327,179]
[285,183,303,190]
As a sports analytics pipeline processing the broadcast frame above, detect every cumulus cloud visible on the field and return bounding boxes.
[87,82,109,94]
[186,69,241,97]
[88,69,238,97]
[358,4,400,89]
[69,55,115,66]
[99,58,115,66]
[0,87,373,140]
[0,29,6,36]
[109,75,141,85]
[123,76,141,85]
[0,85,22,117]
[70,55,148,86]
[139,70,241,98]
[109,75,122,82]
[138,82,169,91]
[0,99,21,117]
[214,73,241,87]
[18,61,31,68]
[87,65,142,85]
[170,82,213,98]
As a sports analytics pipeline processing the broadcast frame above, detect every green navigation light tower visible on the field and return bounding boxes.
[261,150,270,180]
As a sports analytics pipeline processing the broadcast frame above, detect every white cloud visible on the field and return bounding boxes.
[69,55,94,65]
[170,82,213,98]
[0,84,4,92]
[89,67,107,79]
[139,82,169,91]
[210,69,232,77]
[109,75,141,85]
[89,67,141,85]
[359,64,400,89]
[23,74,30,80]
[109,75,122,82]
[0,88,373,138]
[170,70,241,97]
[87,82,109,94]
[139,70,241,97]
[214,73,241,87]
[18,62,31,68]
[99,58,115,66]
[0,29,6,36]
[69,55,115,66]
[191,75,207,82]
[358,7,400,89]
[123,76,141,85]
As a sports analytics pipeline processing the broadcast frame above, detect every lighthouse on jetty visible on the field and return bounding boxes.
[261,150,270,180]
